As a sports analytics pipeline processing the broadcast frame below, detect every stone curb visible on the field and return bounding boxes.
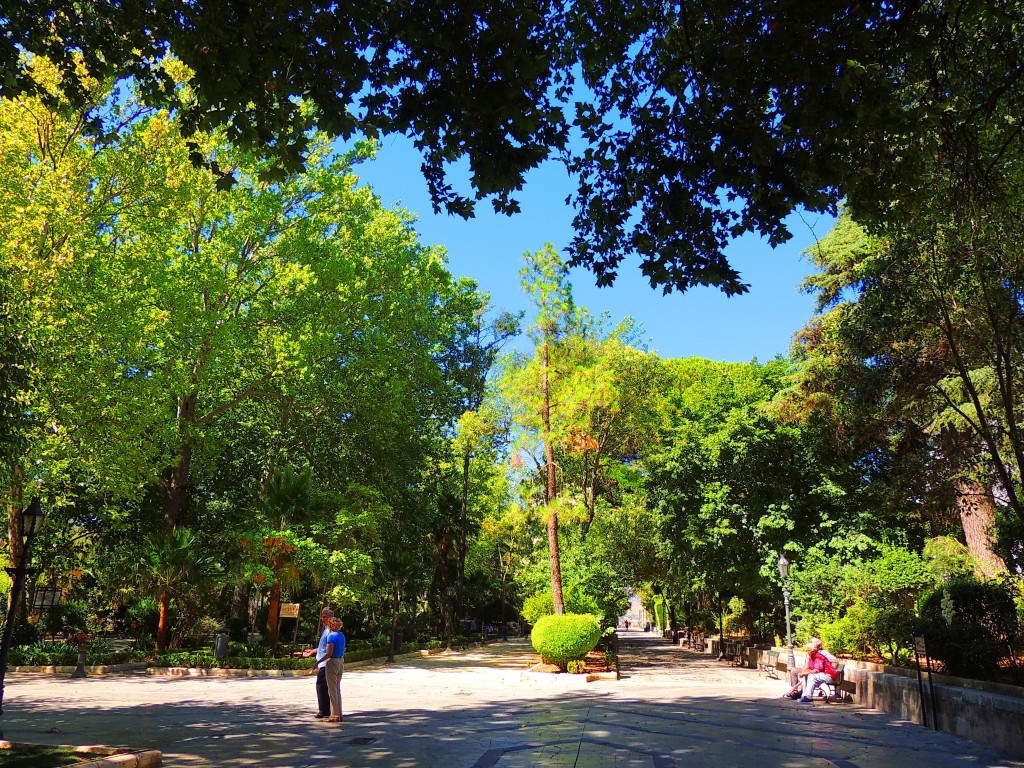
[8,663,149,674]
[519,662,619,685]
[0,740,161,767]
[10,643,493,679]
[144,646,463,678]
[146,666,313,677]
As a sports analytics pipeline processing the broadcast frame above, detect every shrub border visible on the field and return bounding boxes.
[8,641,475,676]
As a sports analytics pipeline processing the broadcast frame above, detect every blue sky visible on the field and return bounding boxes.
[352,136,835,363]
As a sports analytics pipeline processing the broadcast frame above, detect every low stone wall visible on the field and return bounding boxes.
[731,645,1024,760]
[846,661,1024,759]
[690,638,1024,758]
[696,637,760,668]
[0,741,161,768]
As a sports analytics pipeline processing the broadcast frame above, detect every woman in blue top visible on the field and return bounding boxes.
[319,616,347,722]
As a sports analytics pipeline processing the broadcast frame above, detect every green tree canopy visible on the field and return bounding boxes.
[794,212,1020,571]
[5,2,1021,294]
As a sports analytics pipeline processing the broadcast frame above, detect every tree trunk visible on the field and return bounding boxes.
[444,588,454,652]
[955,480,1008,577]
[581,452,600,539]
[164,393,197,534]
[542,339,564,614]
[265,580,282,649]
[230,583,249,622]
[457,449,470,620]
[500,561,508,641]
[388,582,400,662]
[157,589,172,650]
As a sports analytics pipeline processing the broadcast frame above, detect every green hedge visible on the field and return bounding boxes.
[653,599,667,632]
[10,638,448,670]
[87,647,150,665]
[219,656,314,670]
[918,579,1020,680]
[155,650,216,668]
[531,613,601,669]
[8,642,79,666]
[8,642,150,667]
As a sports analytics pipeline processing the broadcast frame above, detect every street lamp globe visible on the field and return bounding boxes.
[23,497,44,539]
[777,553,790,580]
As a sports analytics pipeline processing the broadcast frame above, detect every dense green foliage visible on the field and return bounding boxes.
[521,587,601,626]
[531,613,601,668]
[653,599,667,632]
[792,543,942,663]
[0,63,500,654]
[918,580,1020,681]
[5,3,1021,298]
[0,1,568,223]
[2,42,1024,685]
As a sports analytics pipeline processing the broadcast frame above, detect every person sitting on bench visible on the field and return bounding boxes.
[797,637,837,703]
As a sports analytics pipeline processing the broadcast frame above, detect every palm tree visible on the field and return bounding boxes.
[381,549,419,662]
[261,465,313,649]
[143,528,220,650]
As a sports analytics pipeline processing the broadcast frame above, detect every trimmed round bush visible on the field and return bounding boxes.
[531,613,601,669]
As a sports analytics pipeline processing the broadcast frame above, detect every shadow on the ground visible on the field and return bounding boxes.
[3,690,1005,768]
[0,635,1017,768]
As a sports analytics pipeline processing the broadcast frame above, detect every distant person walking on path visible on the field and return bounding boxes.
[320,616,347,723]
[302,607,334,719]
[797,637,837,703]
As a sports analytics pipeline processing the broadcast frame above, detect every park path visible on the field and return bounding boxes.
[0,628,1021,768]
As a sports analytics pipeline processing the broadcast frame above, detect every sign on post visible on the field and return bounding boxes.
[278,603,301,644]
[913,635,939,731]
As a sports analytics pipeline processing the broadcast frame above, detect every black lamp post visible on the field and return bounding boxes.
[0,497,45,716]
[777,553,797,686]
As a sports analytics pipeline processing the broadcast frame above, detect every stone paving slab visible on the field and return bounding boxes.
[0,630,1021,768]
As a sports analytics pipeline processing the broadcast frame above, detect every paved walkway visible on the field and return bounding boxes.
[0,628,1021,767]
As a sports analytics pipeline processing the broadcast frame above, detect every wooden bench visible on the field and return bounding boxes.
[759,650,780,679]
[732,645,748,666]
[822,662,846,702]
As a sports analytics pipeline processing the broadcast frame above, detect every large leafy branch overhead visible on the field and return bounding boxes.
[5,1,1022,293]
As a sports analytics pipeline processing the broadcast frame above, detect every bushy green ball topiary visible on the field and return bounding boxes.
[531,613,601,669]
